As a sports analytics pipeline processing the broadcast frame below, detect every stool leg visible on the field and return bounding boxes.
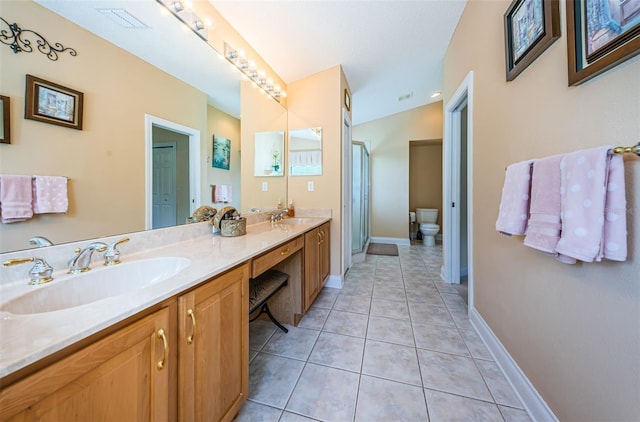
[261,304,288,333]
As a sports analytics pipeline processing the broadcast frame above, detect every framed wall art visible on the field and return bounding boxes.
[212,134,231,170]
[25,74,83,130]
[0,95,10,144]
[567,0,640,86]
[504,0,561,81]
[344,89,351,112]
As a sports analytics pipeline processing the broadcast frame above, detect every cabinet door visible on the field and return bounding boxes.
[0,308,172,422]
[304,228,321,312]
[319,222,330,285]
[178,263,249,422]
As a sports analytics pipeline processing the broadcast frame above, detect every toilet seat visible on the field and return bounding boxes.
[420,223,439,230]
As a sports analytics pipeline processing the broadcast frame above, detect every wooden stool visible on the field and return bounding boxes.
[249,269,289,333]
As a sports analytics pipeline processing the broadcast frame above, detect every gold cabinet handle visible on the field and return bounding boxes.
[280,248,290,256]
[156,328,168,370]
[187,309,197,344]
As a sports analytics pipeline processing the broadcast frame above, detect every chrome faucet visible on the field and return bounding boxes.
[68,242,108,274]
[271,209,289,222]
[28,236,53,247]
[3,257,54,285]
[104,237,130,266]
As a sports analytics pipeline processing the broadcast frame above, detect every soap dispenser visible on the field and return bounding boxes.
[288,200,295,217]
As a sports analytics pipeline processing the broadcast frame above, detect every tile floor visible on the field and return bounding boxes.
[236,244,531,422]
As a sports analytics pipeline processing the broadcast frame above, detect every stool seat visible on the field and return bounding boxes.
[249,269,289,333]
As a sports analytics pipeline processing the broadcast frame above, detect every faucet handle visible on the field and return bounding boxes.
[104,237,130,266]
[3,257,54,285]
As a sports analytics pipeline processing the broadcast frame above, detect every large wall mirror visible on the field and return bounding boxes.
[289,127,322,176]
[0,1,287,253]
[254,131,285,177]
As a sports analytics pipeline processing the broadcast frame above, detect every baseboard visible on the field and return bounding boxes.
[370,236,411,246]
[469,307,558,422]
[324,275,343,289]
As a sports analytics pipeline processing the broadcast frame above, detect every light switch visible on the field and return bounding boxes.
[262,182,268,192]
[307,181,314,192]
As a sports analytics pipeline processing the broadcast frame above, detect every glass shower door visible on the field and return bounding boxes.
[352,142,370,253]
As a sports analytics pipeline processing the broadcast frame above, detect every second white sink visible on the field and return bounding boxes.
[1,257,191,315]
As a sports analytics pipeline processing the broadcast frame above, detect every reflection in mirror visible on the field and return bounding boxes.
[254,131,285,177]
[289,127,322,176]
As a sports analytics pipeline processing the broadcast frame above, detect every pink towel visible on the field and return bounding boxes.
[0,175,34,223]
[524,155,563,253]
[600,154,627,261]
[555,146,626,262]
[496,160,533,236]
[32,176,69,214]
[213,184,232,203]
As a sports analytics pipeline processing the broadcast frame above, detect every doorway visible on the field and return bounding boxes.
[144,114,201,230]
[341,108,353,282]
[352,141,370,253]
[443,71,474,306]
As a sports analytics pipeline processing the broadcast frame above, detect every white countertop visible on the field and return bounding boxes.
[0,217,329,379]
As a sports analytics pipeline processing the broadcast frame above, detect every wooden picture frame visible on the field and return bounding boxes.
[504,0,561,81]
[567,0,640,86]
[0,95,10,144]
[344,89,351,112]
[25,74,83,130]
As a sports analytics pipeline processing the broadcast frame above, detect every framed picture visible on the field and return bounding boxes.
[212,135,231,170]
[25,75,83,130]
[567,0,640,86]
[504,0,561,81]
[0,95,10,144]
[344,89,351,112]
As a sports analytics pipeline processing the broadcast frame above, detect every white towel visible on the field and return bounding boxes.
[213,185,232,203]
[0,175,34,223]
[32,176,69,214]
[495,160,533,236]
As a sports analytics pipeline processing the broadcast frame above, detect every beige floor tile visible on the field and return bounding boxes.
[278,412,320,422]
[460,328,493,361]
[425,389,503,422]
[297,307,330,330]
[333,294,372,314]
[477,360,524,408]
[417,349,493,401]
[367,315,415,346]
[499,405,532,422]
[248,353,305,409]
[250,319,277,351]
[412,322,470,356]
[308,331,365,372]
[355,375,428,421]
[362,339,422,386]
[286,363,359,421]
[408,303,456,326]
[323,310,369,338]
[262,326,320,361]
[235,400,282,422]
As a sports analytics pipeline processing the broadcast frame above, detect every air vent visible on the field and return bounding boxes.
[97,8,148,28]
[398,92,414,102]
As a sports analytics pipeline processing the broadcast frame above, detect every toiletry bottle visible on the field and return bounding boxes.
[277,199,283,210]
[288,201,295,217]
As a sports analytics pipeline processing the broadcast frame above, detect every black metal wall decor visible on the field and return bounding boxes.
[0,17,77,61]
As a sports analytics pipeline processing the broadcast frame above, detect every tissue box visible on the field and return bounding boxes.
[220,218,246,237]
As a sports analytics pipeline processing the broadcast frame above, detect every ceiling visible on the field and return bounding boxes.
[35,0,467,125]
[212,0,467,124]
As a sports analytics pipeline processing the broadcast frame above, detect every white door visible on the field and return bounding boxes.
[152,142,177,228]
[342,109,353,279]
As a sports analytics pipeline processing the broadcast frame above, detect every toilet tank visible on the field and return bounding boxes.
[416,208,438,224]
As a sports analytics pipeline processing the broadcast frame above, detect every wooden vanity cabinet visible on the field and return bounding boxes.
[303,222,330,312]
[178,263,249,422]
[0,307,174,421]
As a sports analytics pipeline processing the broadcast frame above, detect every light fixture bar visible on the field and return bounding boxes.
[224,42,285,102]
[156,0,209,41]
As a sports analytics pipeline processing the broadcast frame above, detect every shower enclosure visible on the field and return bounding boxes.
[352,141,370,253]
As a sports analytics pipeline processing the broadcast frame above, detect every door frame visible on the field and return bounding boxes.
[145,114,201,230]
[152,142,178,228]
[341,108,353,281]
[442,71,475,306]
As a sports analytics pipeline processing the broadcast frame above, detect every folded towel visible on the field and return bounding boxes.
[524,155,563,253]
[0,175,34,223]
[32,175,68,214]
[212,184,232,203]
[495,160,533,236]
[555,146,626,262]
[600,154,627,261]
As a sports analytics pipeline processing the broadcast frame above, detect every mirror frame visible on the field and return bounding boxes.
[0,95,10,144]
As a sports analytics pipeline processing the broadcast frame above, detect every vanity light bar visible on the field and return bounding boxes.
[224,42,286,102]
[156,0,209,41]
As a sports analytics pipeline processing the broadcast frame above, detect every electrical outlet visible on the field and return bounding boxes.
[262,182,268,192]
[307,181,314,192]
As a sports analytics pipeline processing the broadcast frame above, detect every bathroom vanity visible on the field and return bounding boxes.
[0,217,331,421]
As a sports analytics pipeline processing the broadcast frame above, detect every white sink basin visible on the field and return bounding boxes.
[279,217,319,225]
[1,257,191,315]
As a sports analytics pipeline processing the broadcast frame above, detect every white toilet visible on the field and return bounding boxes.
[416,208,439,246]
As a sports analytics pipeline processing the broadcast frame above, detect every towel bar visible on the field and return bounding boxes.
[611,142,639,156]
